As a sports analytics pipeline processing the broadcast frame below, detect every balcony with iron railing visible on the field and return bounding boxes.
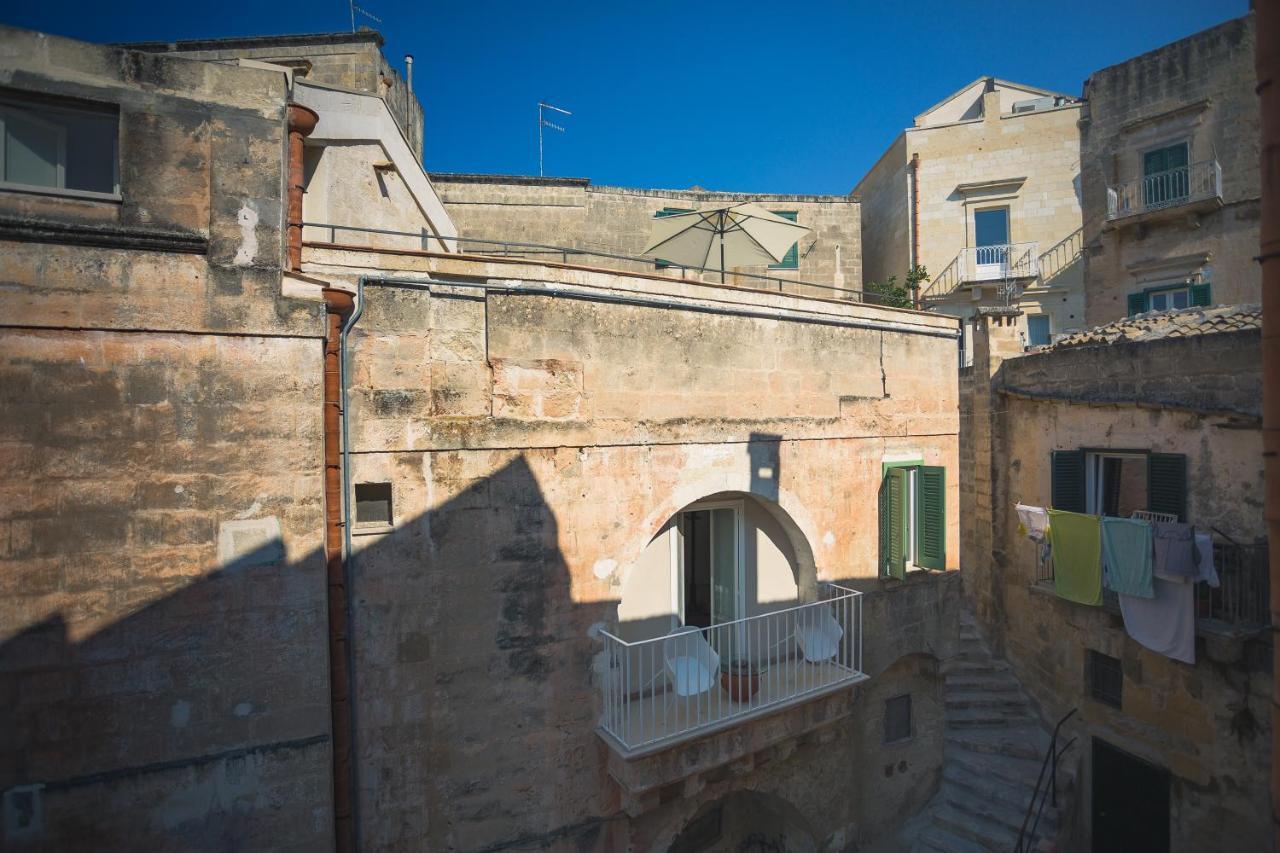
[921,242,1040,301]
[597,582,865,757]
[1105,160,1223,224]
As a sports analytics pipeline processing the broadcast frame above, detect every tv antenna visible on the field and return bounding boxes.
[538,102,571,177]
[349,0,382,32]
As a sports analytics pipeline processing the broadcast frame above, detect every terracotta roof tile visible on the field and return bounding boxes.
[1047,304,1260,350]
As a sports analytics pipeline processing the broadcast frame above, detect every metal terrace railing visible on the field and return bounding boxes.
[597,583,865,755]
[302,222,880,304]
[920,242,1039,300]
[1106,159,1222,220]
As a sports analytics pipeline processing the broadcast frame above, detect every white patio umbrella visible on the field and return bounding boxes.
[642,203,810,282]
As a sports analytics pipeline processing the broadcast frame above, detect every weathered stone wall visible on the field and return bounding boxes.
[855,90,1085,343]
[959,314,1269,852]
[301,246,961,851]
[429,174,863,292]
[127,31,426,162]
[1080,14,1260,325]
[0,28,331,850]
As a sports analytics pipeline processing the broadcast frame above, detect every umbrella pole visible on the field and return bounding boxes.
[720,239,725,284]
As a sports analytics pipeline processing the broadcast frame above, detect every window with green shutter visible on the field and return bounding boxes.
[1050,450,1086,513]
[879,464,946,577]
[768,211,799,270]
[653,207,694,269]
[1128,281,1212,316]
[1147,453,1187,521]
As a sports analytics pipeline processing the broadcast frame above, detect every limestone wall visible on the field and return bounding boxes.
[1080,14,1260,325]
[300,246,962,851]
[0,28,332,850]
[960,313,1269,852]
[430,175,863,292]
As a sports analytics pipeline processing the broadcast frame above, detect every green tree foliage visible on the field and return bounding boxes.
[865,265,929,309]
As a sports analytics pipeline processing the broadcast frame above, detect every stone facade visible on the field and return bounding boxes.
[1080,14,1260,326]
[856,79,1086,351]
[960,310,1270,852]
[297,243,963,851]
[126,31,425,163]
[428,174,863,294]
[0,27,332,850]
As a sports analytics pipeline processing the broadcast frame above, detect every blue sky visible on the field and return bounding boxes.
[5,0,1248,194]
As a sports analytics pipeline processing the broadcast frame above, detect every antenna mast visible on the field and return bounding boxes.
[538,101,571,177]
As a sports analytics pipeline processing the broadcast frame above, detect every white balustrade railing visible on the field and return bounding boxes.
[1106,159,1222,220]
[959,242,1039,283]
[598,583,865,754]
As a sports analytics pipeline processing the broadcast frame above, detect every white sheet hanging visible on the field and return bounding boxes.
[1119,577,1195,664]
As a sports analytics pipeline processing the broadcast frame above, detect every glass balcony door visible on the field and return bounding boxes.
[973,207,1010,280]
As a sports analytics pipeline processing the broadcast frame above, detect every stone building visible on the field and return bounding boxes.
[0,23,977,853]
[855,77,1086,355]
[126,30,426,162]
[1079,13,1260,326]
[427,173,863,296]
[959,306,1270,851]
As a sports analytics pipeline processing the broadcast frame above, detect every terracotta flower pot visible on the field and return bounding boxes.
[720,662,761,701]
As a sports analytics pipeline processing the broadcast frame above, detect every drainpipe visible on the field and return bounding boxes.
[405,54,414,94]
[909,152,922,309]
[1257,1,1280,848]
[287,101,362,853]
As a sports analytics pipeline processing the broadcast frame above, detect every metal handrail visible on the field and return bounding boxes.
[1106,159,1222,219]
[1015,707,1078,853]
[302,221,874,303]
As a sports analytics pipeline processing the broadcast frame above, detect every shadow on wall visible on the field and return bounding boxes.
[0,456,627,852]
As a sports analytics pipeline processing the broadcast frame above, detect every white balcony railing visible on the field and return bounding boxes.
[598,583,865,754]
[1106,159,1222,220]
[922,242,1039,300]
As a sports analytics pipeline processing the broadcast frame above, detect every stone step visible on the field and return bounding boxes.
[942,659,1014,677]
[943,761,1039,813]
[946,727,1050,761]
[947,707,1040,729]
[912,825,991,853]
[932,803,1019,851]
[942,778,1058,838]
[944,673,1024,692]
[948,745,1047,789]
[945,690,1030,710]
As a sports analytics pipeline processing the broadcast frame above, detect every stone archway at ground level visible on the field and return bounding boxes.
[666,790,818,853]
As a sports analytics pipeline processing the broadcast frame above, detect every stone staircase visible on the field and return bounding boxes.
[902,610,1074,852]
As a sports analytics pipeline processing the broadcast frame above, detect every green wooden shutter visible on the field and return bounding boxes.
[1127,293,1147,316]
[879,468,907,579]
[769,211,799,270]
[1051,450,1086,513]
[915,466,946,570]
[1148,453,1187,521]
[1189,283,1211,307]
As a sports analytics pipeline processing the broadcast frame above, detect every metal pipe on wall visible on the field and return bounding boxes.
[1257,0,1280,846]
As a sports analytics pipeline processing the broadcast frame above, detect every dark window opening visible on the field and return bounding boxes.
[1,91,119,196]
[1088,650,1123,709]
[354,482,393,526]
[884,693,912,743]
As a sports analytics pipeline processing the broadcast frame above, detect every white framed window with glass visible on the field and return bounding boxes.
[0,93,120,200]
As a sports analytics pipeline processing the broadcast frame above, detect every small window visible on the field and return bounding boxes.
[354,482,393,526]
[1127,282,1210,316]
[0,93,119,198]
[1088,650,1123,709]
[884,694,912,743]
[768,211,799,270]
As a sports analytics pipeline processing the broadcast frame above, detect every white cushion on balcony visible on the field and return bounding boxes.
[796,613,843,662]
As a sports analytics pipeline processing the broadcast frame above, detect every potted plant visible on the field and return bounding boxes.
[720,658,761,702]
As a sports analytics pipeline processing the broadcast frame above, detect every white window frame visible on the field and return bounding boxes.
[0,97,121,202]
[671,499,746,630]
[1084,451,1146,516]
[1146,288,1190,312]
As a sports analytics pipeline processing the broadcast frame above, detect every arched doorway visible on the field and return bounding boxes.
[667,791,817,853]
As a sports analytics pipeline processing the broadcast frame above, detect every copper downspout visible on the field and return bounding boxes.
[909,152,922,309]
[1258,0,1280,847]
[286,102,357,853]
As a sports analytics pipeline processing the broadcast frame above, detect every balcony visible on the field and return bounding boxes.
[1105,160,1223,225]
[598,583,865,757]
[922,242,1039,300]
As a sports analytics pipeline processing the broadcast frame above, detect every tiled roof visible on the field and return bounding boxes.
[1048,304,1260,349]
